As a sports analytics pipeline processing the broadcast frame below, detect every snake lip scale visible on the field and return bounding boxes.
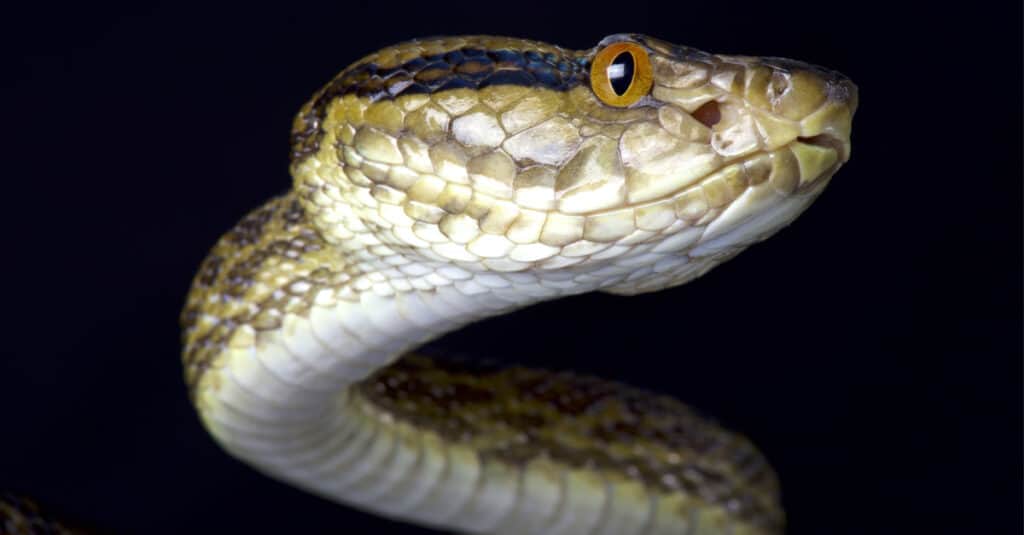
[182,34,856,534]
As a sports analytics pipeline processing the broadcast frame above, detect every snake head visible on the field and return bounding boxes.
[289,34,857,299]
[576,33,859,294]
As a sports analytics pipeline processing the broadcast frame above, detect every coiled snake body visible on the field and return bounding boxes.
[182,34,856,534]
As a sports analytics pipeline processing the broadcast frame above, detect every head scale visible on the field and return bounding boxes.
[288,34,857,296]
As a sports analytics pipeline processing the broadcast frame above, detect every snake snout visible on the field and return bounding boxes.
[756,57,858,161]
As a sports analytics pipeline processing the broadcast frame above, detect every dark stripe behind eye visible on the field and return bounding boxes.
[290,46,590,164]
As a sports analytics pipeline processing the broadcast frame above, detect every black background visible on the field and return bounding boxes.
[3,1,1020,534]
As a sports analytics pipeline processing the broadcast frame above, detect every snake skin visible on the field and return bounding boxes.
[182,34,856,534]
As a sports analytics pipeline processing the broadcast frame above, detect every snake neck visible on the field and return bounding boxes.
[183,189,785,534]
[184,193,526,396]
[183,195,641,530]
[183,191,601,435]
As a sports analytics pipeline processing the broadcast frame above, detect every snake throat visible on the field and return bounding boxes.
[183,34,856,535]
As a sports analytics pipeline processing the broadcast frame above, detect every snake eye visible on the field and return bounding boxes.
[590,42,653,107]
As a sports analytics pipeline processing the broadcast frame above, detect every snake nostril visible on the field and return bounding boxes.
[692,101,721,128]
[770,72,789,99]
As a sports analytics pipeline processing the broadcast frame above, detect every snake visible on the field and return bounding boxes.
[181,34,856,535]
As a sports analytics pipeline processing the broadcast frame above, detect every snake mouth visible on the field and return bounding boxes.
[790,132,849,198]
[605,134,842,215]
[797,133,848,163]
[549,137,841,258]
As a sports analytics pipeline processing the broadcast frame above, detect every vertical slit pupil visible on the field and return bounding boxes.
[608,52,635,95]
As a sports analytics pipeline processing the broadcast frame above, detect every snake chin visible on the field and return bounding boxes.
[600,172,829,296]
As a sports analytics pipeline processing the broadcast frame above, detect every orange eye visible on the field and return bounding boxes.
[590,42,653,107]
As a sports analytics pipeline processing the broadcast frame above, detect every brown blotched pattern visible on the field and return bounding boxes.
[180,193,357,393]
[360,354,783,530]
